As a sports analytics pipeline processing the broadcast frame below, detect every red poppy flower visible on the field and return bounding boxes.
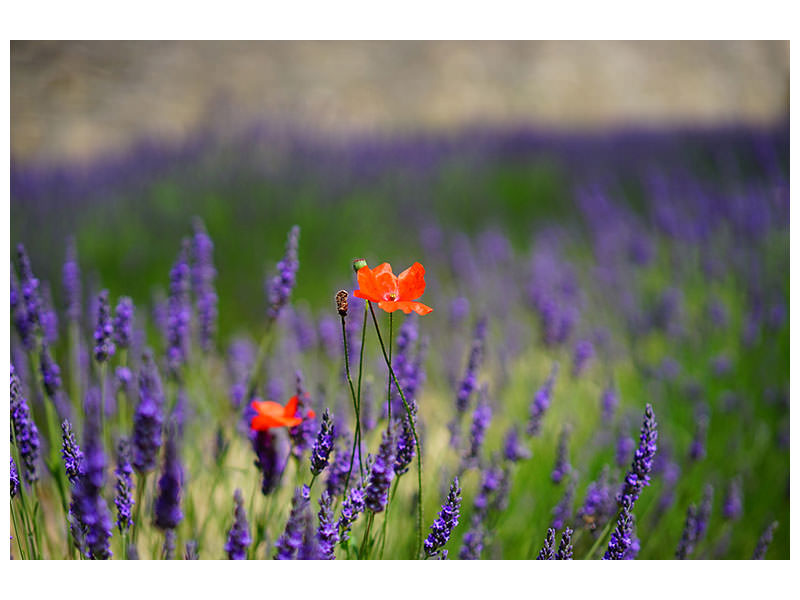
[353,262,433,315]
[250,396,317,431]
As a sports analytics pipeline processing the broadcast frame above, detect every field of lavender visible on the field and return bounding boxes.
[9,122,789,560]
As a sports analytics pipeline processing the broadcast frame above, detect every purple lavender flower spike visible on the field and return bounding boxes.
[132,351,164,474]
[251,429,284,495]
[11,266,35,350]
[536,528,556,559]
[464,385,492,467]
[572,339,594,376]
[752,521,778,559]
[225,489,252,560]
[675,504,698,559]
[288,370,316,458]
[551,477,575,530]
[191,217,218,352]
[617,403,658,508]
[325,438,352,498]
[424,477,461,559]
[694,484,713,543]
[600,384,618,425]
[10,365,40,485]
[616,429,635,469]
[503,425,531,463]
[722,478,743,521]
[275,485,311,560]
[459,517,485,560]
[16,244,42,336]
[166,241,191,376]
[63,236,82,323]
[316,490,339,560]
[153,422,183,531]
[337,485,366,542]
[11,457,20,498]
[113,296,134,350]
[40,283,59,344]
[39,343,62,398]
[310,408,335,476]
[603,497,634,560]
[114,438,135,534]
[527,362,559,436]
[556,527,573,560]
[551,426,571,484]
[625,514,640,559]
[365,428,396,513]
[93,290,116,363]
[70,390,113,559]
[61,419,84,484]
[394,409,417,476]
[577,465,614,531]
[688,414,709,462]
[456,336,483,415]
[266,225,300,322]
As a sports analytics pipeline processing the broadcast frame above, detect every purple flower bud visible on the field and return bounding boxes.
[688,415,709,462]
[752,521,778,559]
[61,419,84,484]
[551,427,571,484]
[310,409,335,476]
[184,540,199,560]
[10,365,40,485]
[10,456,20,498]
[527,362,559,436]
[251,428,285,496]
[132,351,164,474]
[16,244,42,338]
[556,527,573,560]
[166,241,191,376]
[114,439,135,534]
[365,428,396,513]
[69,390,113,559]
[191,218,218,352]
[577,466,614,531]
[394,410,417,476]
[153,423,183,531]
[572,339,594,376]
[266,225,300,322]
[551,477,575,530]
[337,485,366,543]
[93,290,115,363]
[113,296,134,350]
[225,489,251,560]
[503,425,530,463]
[39,343,62,398]
[63,236,82,323]
[536,528,555,560]
[325,438,352,498]
[275,485,310,560]
[617,404,658,508]
[424,477,461,558]
[603,496,634,560]
[722,478,743,521]
[600,384,618,424]
[675,504,698,559]
[316,490,339,560]
[464,385,491,466]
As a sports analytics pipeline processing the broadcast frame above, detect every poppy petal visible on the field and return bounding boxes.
[251,414,283,431]
[378,300,434,315]
[375,271,399,299]
[251,400,286,418]
[397,262,426,301]
[284,396,300,418]
[355,266,382,302]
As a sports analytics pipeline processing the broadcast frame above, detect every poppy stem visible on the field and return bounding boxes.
[367,301,424,559]
[386,312,393,425]
[342,305,366,496]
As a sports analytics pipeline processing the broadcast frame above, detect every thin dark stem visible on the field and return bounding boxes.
[386,312,393,425]
[368,301,423,559]
[344,305,368,495]
[359,510,375,560]
[342,309,365,495]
